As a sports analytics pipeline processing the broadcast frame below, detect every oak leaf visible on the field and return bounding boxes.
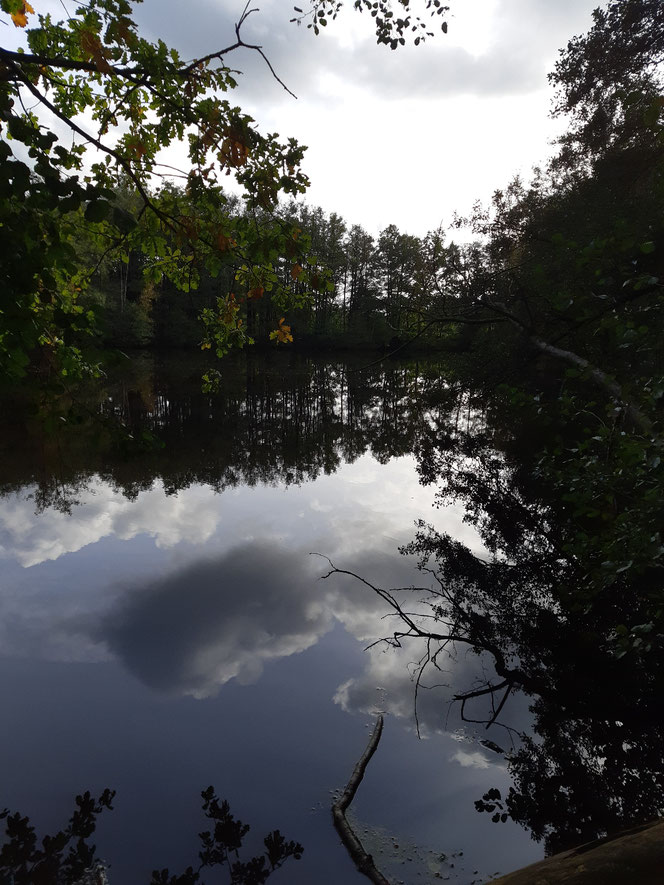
[219,128,249,168]
[80,29,112,73]
[216,232,235,252]
[270,317,293,344]
[126,137,147,159]
[112,17,135,47]
[10,1,34,27]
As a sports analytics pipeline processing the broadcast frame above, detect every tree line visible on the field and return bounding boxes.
[70,188,452,354]
[0,352,447,512]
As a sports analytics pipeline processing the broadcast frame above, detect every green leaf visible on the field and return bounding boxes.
[112,206,137,233]
[85,200,112,223]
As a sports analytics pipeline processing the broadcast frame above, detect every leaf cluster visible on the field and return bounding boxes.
[0,788,115,885]
[0,0,314,377]
[152,785,304,885]
[293,0,448,46]
[0,787,303,885]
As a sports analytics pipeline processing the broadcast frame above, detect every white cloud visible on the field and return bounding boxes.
[0,480,221,568]
[0,448,515,741]
[0,452,476,569]
[216,0,599,235]
[451,749,492,769]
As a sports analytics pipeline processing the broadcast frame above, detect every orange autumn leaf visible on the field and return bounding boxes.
[270,317,293,344]
[290,264,303,281]
[247,286,264,300]
[127,137,147,159]
[113,17,135,47]
[216,232,235,252]
[229,138,249,166]
[80,29,112,73]
[219,127,250,168]
[219,294,239,324]
[11,1,34,27]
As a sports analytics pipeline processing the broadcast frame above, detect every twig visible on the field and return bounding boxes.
[332,716,390,885]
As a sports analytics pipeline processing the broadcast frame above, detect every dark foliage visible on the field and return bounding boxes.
[0,787,302,885]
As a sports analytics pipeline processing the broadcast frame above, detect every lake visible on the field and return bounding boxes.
[0,353,545,883]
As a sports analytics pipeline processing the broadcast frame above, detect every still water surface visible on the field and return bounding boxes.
[0,354,542,883]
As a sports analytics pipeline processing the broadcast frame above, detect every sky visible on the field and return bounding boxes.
[128,0,602,236]
[6,0,602,238]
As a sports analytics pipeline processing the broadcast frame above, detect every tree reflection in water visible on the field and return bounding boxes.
[0,352,445,513]
[0,786,303,885]
[2,353,662,860]
[332,381,664,856]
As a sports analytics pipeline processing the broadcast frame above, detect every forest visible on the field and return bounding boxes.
[1,0,663,882]
[40,191,449,356]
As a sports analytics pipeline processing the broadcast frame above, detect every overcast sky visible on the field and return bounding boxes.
[10,0,601,235]
[131,0,601,236]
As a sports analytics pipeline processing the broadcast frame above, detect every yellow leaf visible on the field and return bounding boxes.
[218,127,250,168]
[11,1,34,27]
[273,317,293,344]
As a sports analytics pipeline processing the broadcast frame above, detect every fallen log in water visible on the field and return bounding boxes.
[332,715,391,885]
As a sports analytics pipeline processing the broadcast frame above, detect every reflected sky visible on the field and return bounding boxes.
[0,451,540,882]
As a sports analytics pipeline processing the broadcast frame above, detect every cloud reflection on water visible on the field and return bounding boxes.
[85,537,525,768]
[0,480,221,568]
[94,543,333,696]
[0,453,517,760]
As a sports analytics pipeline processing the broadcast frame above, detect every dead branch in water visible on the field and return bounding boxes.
[332,715,391,885]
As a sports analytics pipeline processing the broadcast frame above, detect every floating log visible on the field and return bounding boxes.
[332,715,391,885]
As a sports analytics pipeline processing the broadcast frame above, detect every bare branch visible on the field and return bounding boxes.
[313,553,541,732]
[179,2,298,98]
